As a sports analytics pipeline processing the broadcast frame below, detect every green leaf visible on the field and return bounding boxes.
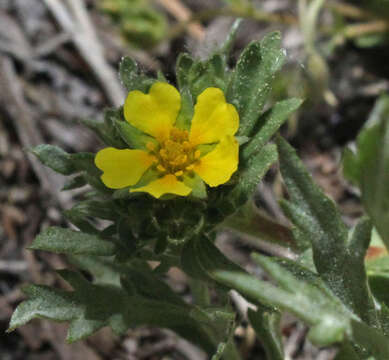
[82,108,128,148]
[184,239,389,357]
[120,263,186,306]
[29,227,117,256]
[176,53,195,90]
[212,255,352,346]
[342,146,361,187]
[31,145,76,175]
[188,54,227,100]
[343,95,389,248]
[277,136,378,325]
[70,199,119,221]
[369,274,389,308]
[114,118,156,150]
[231,143,278,205]
[242,98,303,160]
[175,87,194,130]
[63,208,100,235]
[69,255,122,286]
[219,18,242,59]
[62,175,87,191]
[184,174,207,199]
[350,319,389,359]
[8,270,223,354]
[334,341,361,360]
[248,307,284,360]
[119,57,154,92]
[101,0,168,47]
[31,145,99,177]
[181,236,246,283]
[70,152,100,176]
[228,32,286,136]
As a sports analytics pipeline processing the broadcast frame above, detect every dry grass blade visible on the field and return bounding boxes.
[43,0,124,106]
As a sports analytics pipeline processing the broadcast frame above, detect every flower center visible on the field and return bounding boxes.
[147,128,200,177]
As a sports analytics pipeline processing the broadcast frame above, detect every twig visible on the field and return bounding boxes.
[34,32,71,57]
[43,0,124,106]
[0,260,28,273]
[135,338,176,359]
[161,330,207,360]
[0,12,34,62]
[0,56,71,207]
[155,0,205,41]
[326,1,376,20]
[284,323,307,360]
[230,290,256,320]
[344,20,389,38]
[168,6,298,40]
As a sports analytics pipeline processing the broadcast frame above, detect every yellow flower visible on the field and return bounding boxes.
[95,82,239,198]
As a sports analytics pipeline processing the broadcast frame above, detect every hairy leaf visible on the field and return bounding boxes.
[248,307,284,360]
[31,145,76,175]
[119,57,154,92]
[343,95,389,249]
[228,32,286,136]
[62,175,87,191]
[231,143,278,205]
[277,137,377,325]
[242,98,303,160]
[29,227,116,256]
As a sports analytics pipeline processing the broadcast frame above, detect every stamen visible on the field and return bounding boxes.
[155,126,199,177]
[182,141,191,150]
[159,149,168,158]
[146,142,155,151]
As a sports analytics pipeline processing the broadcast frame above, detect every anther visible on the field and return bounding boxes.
[174,170,184,177]
[194,150,201,159]
[159,149,168,158]
[146,142,155,151]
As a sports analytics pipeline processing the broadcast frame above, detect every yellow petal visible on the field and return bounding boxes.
[193,136,239,187]
[189,87,239,146]
[124,82,181,140]
[131,174,192,198]
[95,147,154,189]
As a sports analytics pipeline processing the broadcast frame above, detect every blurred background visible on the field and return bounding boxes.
[1,0,389,359]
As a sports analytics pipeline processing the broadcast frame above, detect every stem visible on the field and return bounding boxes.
[343,20,389,39]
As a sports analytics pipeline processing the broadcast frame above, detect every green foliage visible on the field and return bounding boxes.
[11,25,311,359]
[241,98,303,160]
[228,31,286,136]
[32,145,97,176]
[100,0,168,48]
[343,95,389,249]
[81,108,128,149]
[8,269,220,351]
[119,57,155,93]
[277,137,377,325]
[248,307,284,360]
[29,227,117,256]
